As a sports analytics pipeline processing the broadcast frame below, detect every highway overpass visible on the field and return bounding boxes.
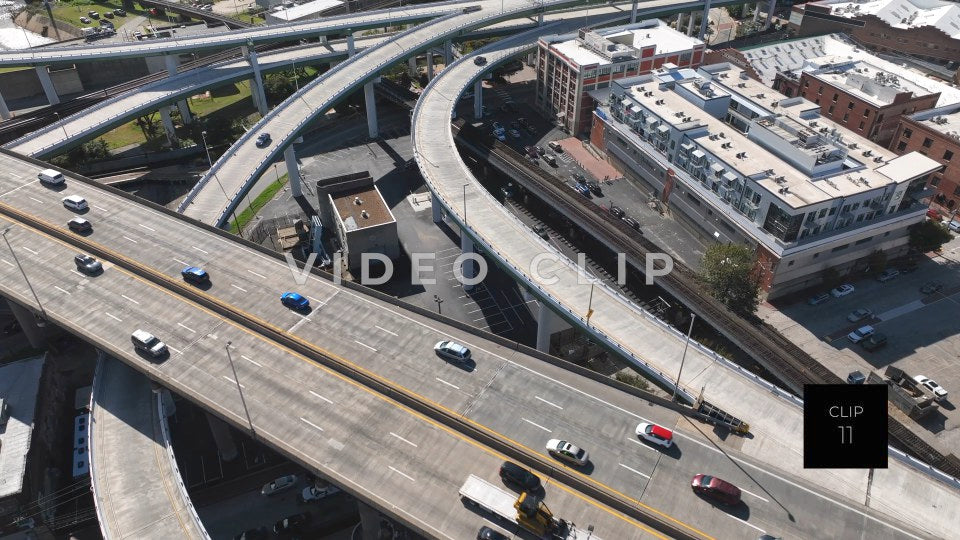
[0,145,943,537]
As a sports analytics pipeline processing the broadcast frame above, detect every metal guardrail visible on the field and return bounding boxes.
[88,354,109,540]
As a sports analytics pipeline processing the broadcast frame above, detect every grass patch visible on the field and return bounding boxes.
[0,66,31,74]
[187,82,251,117]
[614,371,652,392]
[45,0,153,29]
[230,173,288,234]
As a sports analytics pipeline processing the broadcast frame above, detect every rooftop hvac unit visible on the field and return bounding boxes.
[809,121,818,127]
[863,150,872,157]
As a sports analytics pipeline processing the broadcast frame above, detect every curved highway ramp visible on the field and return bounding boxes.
[90,355,209,539]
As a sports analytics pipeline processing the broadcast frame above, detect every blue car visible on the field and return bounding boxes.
[181,266,209,285]
[280,292,310,310]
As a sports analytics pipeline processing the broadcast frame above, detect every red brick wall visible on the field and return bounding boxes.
[889,118,960,211]
[590,113,606,149]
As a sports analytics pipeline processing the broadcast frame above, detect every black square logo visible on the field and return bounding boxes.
[804,384,887,469]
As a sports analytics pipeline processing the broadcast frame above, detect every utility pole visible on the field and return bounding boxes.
[226,341,256,440]
[672,314,696,402]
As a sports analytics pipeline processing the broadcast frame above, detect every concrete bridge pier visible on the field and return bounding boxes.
[460,233,476,292]
[431,193,443,223]
[686,11,696,36]
[536,303,565,353]
[699,0,712,41]
[159,106,178,146]
[35,66,60,106]
[163,55,192,124]
[347,32,356,56]
[443,40,453,66]
[242,46,269,117]
[6,299,49,349]
[426,49,434,81]
[364,80,379,139]
[473,79,483,121]
[763,0,777,30]
[356,502,382,540]
[630,0,638,23]
[407,56,418,76]
[0,88,11,120]
[284,146,303,197]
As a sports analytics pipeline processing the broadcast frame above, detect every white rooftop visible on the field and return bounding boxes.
[739,34,960,107]
[545,19,702,68]
[0,356,45,499]
[908,103,960,140]
[816,0,960,38]
[269,0,343,21]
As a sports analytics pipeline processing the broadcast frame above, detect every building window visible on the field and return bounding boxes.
[818,86,823,95]
[843,113,849,122]
[944,150,954,161]
[862,108,868,116]
[855,236,873,245]
[896,141,907,151]
[832,244,849,252]
[954,185,960,196]
[923,137,933,148]
[859,121,865,130]
[848,102,855,109]
[832,93,839,102]
[818,208,827,218]
[931,175,941,186]
[903,128,911,138]
[828,105,835,114]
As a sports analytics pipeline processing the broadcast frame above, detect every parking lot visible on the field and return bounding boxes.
[760,233,960,450]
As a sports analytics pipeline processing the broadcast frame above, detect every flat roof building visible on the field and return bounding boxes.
[592,63,941,297]
[0,356,45,519]
[535,20,705,135]
[322,175,399,270]
[265,0,343,23]
[890,104,960,213]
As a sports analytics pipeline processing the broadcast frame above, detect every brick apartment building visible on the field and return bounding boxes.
[535,19,704,135]
[773,68,940,146]
[890,105,960,213]
[788,0,960,65]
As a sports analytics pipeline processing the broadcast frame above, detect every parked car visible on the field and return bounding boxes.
[499,461,541,491]
[846,371,866,384]
[273,512,310,533]
[500,183,515,198]
[846,308,872,323]
[546,439,589,466]
[897,262,919,274]
[508,129,521,138]
[548,140,563,153]
[261,475,297,496]
[103,10,114,18]
[876,268,900,282]
[74,254,102,275]
[181,266,210,285]
[635,422,673,448]
[914,375,948,401]
[67,217,92,233]
[280,292,310,310]
[434,340,471,363]
[807,292,830,305]
[920,281,943,294]
[233,527,268,540]
[830,284,855,297]
[494,131,506,142]
[847,325,875,343]
[87,10,99,18]
[623,217,640,230]
[114,8,126,16]
[255,133,271,147]
[300,483,340,502]
[861,333,887,352]
[609,205,625,218]
[543,154,557,166]
[535,146,545,156]
[524,146,538,159]
[80,16,90,23]
[586,181,601,195]
[573,183,591,197]
[691,474,741,505]
[492,121,504,132]
[477,526,510,540]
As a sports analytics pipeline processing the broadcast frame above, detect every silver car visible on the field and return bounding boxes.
[261,474,297,496]
[434,340,471,363]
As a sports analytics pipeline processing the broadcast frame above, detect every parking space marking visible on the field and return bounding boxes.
[309,390,333,404]
[1,259,12,267]
[222,376,245,388]
[241,354,262,367]
[618,463,650,479]
[535,396,563,410]
[434,377,460,390]
[521,418,552,433]
[94,205,108,212]
[191,245,209,254]
[388,466,416,482]
[724,514,765,534]
[22,246,38,255]
[628,438,658,451]
[300,417,324,432]
[390,432,419,448]
[167,346,182,355]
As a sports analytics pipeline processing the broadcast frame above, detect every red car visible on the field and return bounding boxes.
[691,474,741,505]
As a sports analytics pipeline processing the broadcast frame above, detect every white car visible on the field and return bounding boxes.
[846,308,873,323]
[914,375,948,402]
[635,423,673,448]
[847,325,875,343]
[546,439,589,466]
[831,284,855,297]
[300,483,340,502]
[434,340,471,363]
[261,474,297,496]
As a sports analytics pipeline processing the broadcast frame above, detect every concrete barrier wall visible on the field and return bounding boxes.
[0,68,44,102]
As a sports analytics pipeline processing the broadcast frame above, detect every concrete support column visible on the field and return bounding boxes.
[35,66,60,106]
[364,81,378,139]
[699,1,712,41]
[426,50,434,81]
[630,0,638,23]
[284,146,302,198]
[6,300,47,349]
[159,106,178,145]
[0,88,11,120]
[431,192,443,223]
[408,55,418,76]
[473,79,483,120]
[357,502,382,540]
[536,303,558,353]
[164,54,192,124]
[318,34,326,44]
[753,2,763,23]
[687,10,696,36]
[347,32,355,56]
[537,11,543,25]
[460,233,476,292]
[443,40,452,67]
[205,412,239,462]
[242,46,268,116]
[176,97,192,124]
[764,0,777,30]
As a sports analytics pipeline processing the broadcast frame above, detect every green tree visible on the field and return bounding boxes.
[700,243,760,316]
[184,116,245,160]
[866,250,887,276]
[726,4,744,18]
[909,220,952,253]
[263,71,297,103]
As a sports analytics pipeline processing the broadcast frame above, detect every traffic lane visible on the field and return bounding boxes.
[0,219,657,539]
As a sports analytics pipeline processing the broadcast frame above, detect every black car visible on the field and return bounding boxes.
[861,333,887,352]
[114,8,126,16]
[478,526,510,540]
[255,133,271,148]
[74,254,103,275]
[473,56,487,66]
[586,181,601,195]
[610,205,625,218]
[499,461,541,491]
[68,217,92,233]
[103,10,114,18]
[622,216,640,230]
[273,512,310,534]
[920,281,943,294]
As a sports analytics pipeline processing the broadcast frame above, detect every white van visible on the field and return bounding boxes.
[131,329,168,358]
[38,168,65,185]
[62,195,88,212]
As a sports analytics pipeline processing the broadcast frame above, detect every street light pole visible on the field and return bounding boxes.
[53,112,67,138]
[225,341,256,440]
[433,294,443,314]
[462,183,469,226]
[201,130,213,168]
[2,227,47,321]
[585,282,595,324]
[672,313,696,402]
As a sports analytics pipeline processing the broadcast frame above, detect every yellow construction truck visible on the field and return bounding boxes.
[458,474,598,539]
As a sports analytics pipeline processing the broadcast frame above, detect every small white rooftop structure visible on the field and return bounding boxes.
[0,356,45,500]
[266,0,343,23]
[546,19,702,68]
[820,0,960,38]
[740,34,960,108]
[908,103,960,141]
